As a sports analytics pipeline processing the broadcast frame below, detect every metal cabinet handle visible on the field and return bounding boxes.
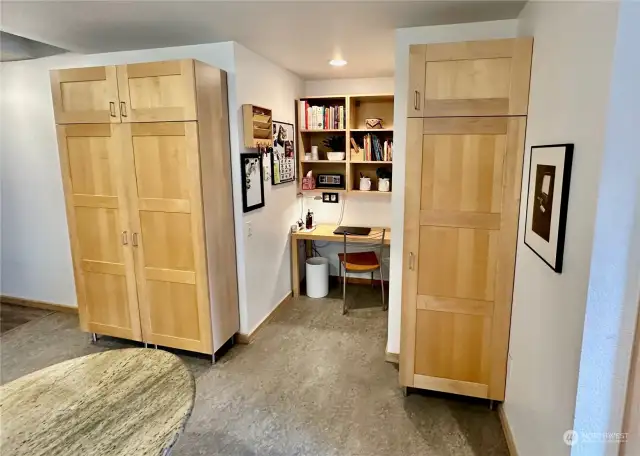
[121,231,128,245]
[132,233,139,247]
[109,102,116,117]
[414,91,420,111]
[409,252,415,270]
[120,101,128,117]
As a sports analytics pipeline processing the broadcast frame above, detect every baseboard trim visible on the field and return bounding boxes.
[385,350,399,364]
[1,295,78,314]
[236,292,293,345]
[498,404,518,456]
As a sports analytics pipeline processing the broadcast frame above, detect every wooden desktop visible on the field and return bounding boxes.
[290,224,392,297]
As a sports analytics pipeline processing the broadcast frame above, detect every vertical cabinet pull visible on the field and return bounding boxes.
[409,252,415,270]
[414,91,420,111]
[109,102,116,117]
[120,102,128,117]
[121,231,128,245]
[132,233,139,247]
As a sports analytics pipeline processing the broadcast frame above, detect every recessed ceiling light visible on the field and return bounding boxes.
[329,59,347,67]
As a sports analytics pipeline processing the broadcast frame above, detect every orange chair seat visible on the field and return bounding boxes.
[338,251,380,272]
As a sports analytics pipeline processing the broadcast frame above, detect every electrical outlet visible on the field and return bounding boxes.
[322,192,340,203]
[246,221,253,237]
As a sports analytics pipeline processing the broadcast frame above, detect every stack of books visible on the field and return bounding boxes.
[299,101,345,130]
[361,134,393,161]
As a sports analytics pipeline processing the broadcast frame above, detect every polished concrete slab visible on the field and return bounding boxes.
[0,285,508,456]
[0,303,52,335]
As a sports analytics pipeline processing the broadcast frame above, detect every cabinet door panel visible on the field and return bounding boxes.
[51,66,121,124]
[57,124,140,339]
[400,117,526,400]
[407,45,426,117]
[422,38,532,117]
[116,60,197,122]
[122,122,212,354]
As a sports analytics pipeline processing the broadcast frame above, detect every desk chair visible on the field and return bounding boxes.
[338,229,386,315]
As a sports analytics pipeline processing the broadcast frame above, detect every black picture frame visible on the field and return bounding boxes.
[524,143,574,273]
[271,121,296,185]
[240,152,265,213]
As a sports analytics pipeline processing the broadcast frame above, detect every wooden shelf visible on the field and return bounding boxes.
[301,129,346,133]
[350,128,394,132]
[350,161,393,164]
[299,188,347,194]
[349,190,392,195]
[301,160,346,163]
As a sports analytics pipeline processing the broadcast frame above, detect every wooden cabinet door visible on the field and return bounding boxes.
[121,122,213,354]
[56,124,141,340]
[407,45,426,117]
[421,38,533,117]
[400,117,526,400]
[50,66,121,124]
[116,60,198,123]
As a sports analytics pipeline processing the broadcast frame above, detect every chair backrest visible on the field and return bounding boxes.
[342,229,386,262]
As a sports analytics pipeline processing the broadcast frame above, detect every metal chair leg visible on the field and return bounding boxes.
[381,268,387,311]
[342,263,347,315]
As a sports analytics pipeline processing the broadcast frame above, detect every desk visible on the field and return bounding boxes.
[0,348,194,456]
[291,224,392,297]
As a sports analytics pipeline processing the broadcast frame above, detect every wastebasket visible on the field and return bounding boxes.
[306,257,329,298]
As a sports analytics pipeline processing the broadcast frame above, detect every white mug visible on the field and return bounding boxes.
[378,178,390,192]
[360,177,371,191]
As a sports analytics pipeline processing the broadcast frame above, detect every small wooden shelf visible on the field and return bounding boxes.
[350,160,393,164]
[301,129,346,133]
[242,104,272,148]
[301,160,346,163]
[350,128,394,133]
[299,188,347,194]
[349,190,392,195]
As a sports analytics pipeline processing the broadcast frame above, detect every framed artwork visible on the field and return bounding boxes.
[240,152,265,213]
[272,121,296,185]
[260,146,272,182]
[524,144,574,272]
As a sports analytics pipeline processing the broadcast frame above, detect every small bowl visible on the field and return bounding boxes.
[326,152,345,161]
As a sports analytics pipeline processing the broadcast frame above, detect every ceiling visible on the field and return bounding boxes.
[0,1,525,79]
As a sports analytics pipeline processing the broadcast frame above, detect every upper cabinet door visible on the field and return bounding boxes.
[422,38,533,117]
[407,45,426,117]
[116,60,198,123]
[50,66,121,124]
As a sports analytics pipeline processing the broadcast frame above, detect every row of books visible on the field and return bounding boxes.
[361,134,393,161]
[299,101,345,130]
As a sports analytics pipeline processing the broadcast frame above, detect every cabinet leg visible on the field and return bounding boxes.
[91,333,97,344]
[489,400,496,411]
[154,344,158,349]
[211,353,216,365]
[402,387,409,397]
[144,342,148,348]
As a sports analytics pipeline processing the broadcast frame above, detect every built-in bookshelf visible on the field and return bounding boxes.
[296,94,393,195]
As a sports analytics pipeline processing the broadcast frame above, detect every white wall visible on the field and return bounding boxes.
[387,19,519,355]
[0,41,304,338]
[0,42,235,308]
[503,3,620,456]
[304,77,394,97]
[302,77,395,280]
[232,43,304,334]
[571,3,640,455]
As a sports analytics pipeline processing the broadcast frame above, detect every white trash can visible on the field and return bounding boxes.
[306,257,329,298]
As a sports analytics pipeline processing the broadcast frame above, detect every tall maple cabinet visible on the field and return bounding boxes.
[50,59,239,356]
[400,38,533,400]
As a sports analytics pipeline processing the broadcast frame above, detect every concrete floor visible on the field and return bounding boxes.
[0,285,508,456]
[0,303,53,334]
